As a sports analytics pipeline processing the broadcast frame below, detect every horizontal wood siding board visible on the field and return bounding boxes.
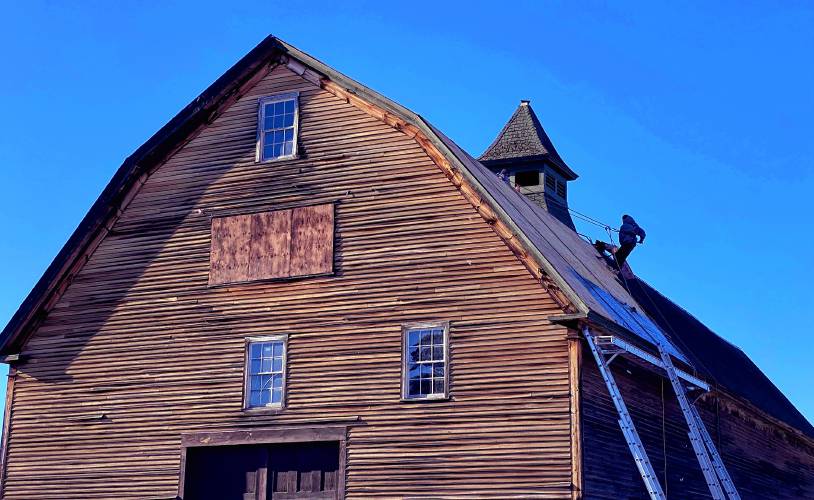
[3,65,574,498]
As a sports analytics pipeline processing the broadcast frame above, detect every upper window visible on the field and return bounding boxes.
[245,336,287,409]
[258,93,299,162]
[402,323,449,400]
[515,170,540,187]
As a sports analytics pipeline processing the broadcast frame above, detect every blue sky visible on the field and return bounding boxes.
[0,1,812,424]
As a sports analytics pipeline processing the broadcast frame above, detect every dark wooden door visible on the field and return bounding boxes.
[268,441,340,499]
[184,445,268,500]
[183,441,340,500]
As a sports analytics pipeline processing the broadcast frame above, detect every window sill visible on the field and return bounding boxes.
[257,154,300,164]
[242,405,285,415]
[401,395,450,403]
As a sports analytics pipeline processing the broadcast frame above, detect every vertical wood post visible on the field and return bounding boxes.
[0,366,17,496]
[567,330,583,500]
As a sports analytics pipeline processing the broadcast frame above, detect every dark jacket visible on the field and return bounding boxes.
[619,215,646,246]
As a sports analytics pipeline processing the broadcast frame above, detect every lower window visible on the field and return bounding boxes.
[245,336,287,409]
[402,322,449,400]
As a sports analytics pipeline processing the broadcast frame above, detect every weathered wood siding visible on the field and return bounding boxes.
[581,346,814,499]
[3,65,573,499]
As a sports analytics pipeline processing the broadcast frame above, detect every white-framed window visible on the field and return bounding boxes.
[257,92,299,162]
[402,323,449,400]
[244,335,288,409]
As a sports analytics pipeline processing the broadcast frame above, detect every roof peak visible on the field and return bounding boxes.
[479,100,577,180]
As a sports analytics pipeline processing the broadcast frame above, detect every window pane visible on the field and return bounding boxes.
[264,116,274,130]
[262,343,273,357]
[283,113,294,128]
[432,362,444,377]
[284,99,295,113]
[250,375,260,390]
[250,343,262,359]
[432,329,444,345]
[433,378,444,394]
[272,374,283,388]
[420,379,431,395]
[408,379,420,396]
[261,357,272,373]
[420,364,432,378]
[284,128,294,141]
[272,357,283,372]
[260,389,270,405]
[272,342,283,357]
[273,114,284,128]
[249,390,262,407]
[408,330,420,348]
[250,359,261,375]
[283,141,293,156]
[432,345,443,360]
[263,145,275,160]
[273,143,283,158]
[420,346,431,362]
[264,103,275,116]
[274,101,284,114]
[271,388,282,403]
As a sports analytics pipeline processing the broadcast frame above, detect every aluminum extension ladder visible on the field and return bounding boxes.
[585,328,741,499]
[585,332,666,499]
[657,343,741,500]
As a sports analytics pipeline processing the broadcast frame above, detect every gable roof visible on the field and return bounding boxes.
[479,101,578,180]
[1,35,809,437]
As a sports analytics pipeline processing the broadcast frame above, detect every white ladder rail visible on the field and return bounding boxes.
[689,404,742,499]
[657,343,741,499]
[584,329,667,500]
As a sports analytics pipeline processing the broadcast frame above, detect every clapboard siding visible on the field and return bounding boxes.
[3,65,573,498]
[581,345,814,499]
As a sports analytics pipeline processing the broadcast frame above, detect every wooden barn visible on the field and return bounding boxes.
[0,35,812,499]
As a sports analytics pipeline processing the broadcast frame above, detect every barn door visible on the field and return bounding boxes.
[184,445,268,500]
[183,441,340,500]
[268,441,340,499]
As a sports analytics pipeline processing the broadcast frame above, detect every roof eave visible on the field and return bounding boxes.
[479,155,579,180]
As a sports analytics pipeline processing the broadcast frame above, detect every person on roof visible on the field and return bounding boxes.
[497,168,510,185]
[615,214,646,269]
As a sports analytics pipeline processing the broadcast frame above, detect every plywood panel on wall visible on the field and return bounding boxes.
[210,214,252,284]
[210,204,334,285]
[249,209,292,280]
[289,204,334,278]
